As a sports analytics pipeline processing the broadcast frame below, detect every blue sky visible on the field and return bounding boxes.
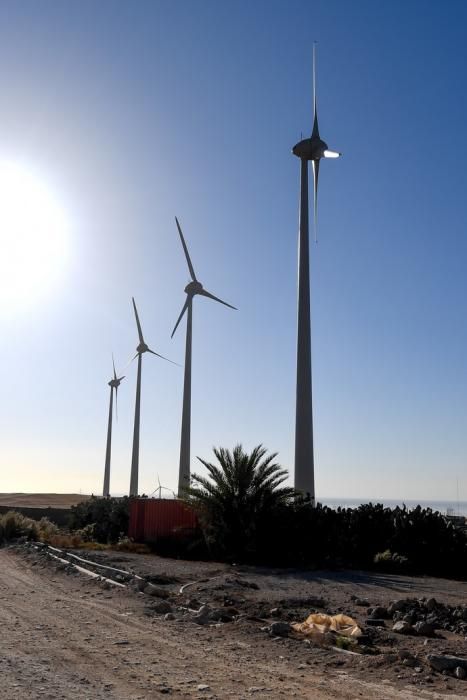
[0,0,467,500]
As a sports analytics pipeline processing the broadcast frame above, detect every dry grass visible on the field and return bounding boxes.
[0,493,92,509]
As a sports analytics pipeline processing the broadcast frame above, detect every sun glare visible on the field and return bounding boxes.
[0,161,69,316]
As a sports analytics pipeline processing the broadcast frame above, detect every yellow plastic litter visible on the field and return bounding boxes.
[292,613,362,638]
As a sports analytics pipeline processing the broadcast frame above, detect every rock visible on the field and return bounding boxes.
[414,621,436,637]
[425,598,438,611]
[354,598,370,607]
[164,613,175,621]
[365,619,386,627]
[197,684,210,691]
[192,604,212,625]
[455,666,467,680]
[392,621,414,635]
[209,608,234,623]
[388,599,408,616]
[427,654,467,673]
[269,621,290,637]
[270,608,281,617]
[153,600,173,614]
[371,606,389,619]
[144,584,170,599]
[186,598,201,609]
[133,577,146,592]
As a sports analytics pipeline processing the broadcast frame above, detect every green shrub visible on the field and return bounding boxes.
[0,511,38,543]
[69,496,129,544]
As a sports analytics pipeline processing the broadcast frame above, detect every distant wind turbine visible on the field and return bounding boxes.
[291,43,341,503]
[129,297,176,497]
[103,355,124,498]
[171,217,237,496]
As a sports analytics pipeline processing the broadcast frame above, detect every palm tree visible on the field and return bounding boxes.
[185,444,295,559]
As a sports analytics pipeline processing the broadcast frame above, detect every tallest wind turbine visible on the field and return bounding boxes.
[171,217,236,496]
[292,44,341,503]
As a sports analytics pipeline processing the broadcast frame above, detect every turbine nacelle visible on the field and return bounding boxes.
[136,341,149,355]
[292,136,340,161]
[108,377,124,389]
[185,280,203,296]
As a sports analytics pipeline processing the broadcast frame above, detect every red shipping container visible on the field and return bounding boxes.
[128,498,198,543]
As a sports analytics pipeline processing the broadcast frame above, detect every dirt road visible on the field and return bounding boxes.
[0,549,464,700]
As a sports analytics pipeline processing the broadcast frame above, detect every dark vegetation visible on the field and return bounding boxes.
[69,496,129,543]
[2,446,466,581]
[185,445,467,579]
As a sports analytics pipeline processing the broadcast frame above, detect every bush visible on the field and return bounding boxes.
[69,496,130,544]
[0,511,38,543]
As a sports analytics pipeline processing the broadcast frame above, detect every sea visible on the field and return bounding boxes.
[320,498,467,518]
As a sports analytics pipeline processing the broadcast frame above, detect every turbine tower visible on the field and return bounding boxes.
[103,356,124,498]
[171,217,236,496]
[129,297,175,497]
[292,44,341,503]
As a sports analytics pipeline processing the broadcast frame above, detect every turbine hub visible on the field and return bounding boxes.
[292,136,328,161]
[137,342,148,354]
[185,280,203,295]
[109,379,119,388]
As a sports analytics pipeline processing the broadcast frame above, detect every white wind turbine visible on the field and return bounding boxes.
[171,217,237,496]
[103,355,124,498]
[129,297,176,497]
[291,43,341,503]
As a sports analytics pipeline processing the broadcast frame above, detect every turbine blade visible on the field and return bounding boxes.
[112,353,117,381]
[171,298,189,338]
[312,159,320,243]
[199,288,237,310]
[118,375,125,382]
[147,348,179,366]
[132,297,145,344]
[175,217,197,281]
[311,42,320,139]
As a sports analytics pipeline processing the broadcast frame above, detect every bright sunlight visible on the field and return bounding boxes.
[0,161,69,316]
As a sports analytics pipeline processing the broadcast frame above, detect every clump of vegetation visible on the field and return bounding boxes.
[0,512,60,544]
[184,444,467,578]
[69,496,130,544]
[185,444,295,560]
[374,549,409,572]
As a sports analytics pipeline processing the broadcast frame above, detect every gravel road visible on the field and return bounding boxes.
[0,548,465,700]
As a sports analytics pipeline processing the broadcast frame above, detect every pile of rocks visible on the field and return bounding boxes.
[365,597,467,636]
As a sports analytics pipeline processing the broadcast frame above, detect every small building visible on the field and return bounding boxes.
[128,497,198,543]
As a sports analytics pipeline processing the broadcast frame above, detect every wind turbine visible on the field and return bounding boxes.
[291,43,341,504]
[153,475,176,499]
[171,217,237,496]
[129,297,175,497]
[103,356,124,498]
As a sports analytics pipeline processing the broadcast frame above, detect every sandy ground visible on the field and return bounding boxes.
[0,493,91,509]
[1,548,467,699]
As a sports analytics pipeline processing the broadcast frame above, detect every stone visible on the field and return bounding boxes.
[164,613,175,621]
[192,604,212,625]
[425,598,438,611]
[269,621,290,637]
[209,608,234,623]
[197,684,210,691]
[153,600,173,614]
[427,654,467,673]
[414,621,436,637]
[144,584,170,599]
[455,666,467,680]
[371,606,389,619]
[388,599,408,616]
[392,621,414,635]
[365,619,386,627]
[354,598,370,607]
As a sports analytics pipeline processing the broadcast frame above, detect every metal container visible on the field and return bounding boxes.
[128,498,198,542]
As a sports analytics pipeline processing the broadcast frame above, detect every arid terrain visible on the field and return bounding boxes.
[0,493,92,509]
[2,544,467,699]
